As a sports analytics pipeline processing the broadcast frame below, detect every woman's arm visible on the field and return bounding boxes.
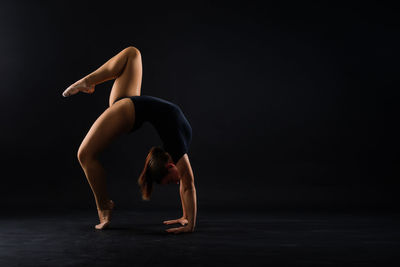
[165,154,197,234]
[179,183,187,219]
[165,173,197,234]
[180,176,197,231]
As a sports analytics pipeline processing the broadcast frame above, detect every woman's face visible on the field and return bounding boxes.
[160,163,180,185]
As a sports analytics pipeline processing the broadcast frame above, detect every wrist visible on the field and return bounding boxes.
[186,224,195,232]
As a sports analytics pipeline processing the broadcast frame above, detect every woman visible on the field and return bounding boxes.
[62,46,197,234]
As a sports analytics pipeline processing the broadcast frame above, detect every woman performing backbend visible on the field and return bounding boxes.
[62,46,197,234]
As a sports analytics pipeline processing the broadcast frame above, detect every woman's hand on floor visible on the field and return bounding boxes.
[163,217,188,226]
[165,225,193,234]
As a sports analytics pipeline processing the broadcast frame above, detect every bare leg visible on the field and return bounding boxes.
[69,46,140,229]
[62,46,142,106]
[77,98,135,229]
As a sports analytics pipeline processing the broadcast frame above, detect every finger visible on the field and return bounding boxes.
[163,220,178,225]
[165,227,182,234]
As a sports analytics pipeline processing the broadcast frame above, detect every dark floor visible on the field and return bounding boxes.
[1,209,400,266]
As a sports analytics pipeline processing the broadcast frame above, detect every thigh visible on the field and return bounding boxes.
[109,48,143,107]
[79,98,135,157]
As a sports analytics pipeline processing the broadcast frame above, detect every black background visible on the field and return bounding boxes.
[1,1,399,212]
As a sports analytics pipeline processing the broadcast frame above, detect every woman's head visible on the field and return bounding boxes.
[137,146,180,200]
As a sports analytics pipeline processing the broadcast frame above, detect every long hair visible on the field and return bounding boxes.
[138,146,172,200]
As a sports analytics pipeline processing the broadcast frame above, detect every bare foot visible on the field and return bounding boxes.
[95,200,115,230]
[62,77,95,97]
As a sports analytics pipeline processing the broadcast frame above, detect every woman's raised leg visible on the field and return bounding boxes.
[62,46,142,106]
[77,98,135,229]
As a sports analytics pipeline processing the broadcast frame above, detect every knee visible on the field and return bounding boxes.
[124,46,141,58]
[77,146,94,166]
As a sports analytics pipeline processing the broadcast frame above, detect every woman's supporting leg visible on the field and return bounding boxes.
[77,98,135,229]
[63,46,142,106]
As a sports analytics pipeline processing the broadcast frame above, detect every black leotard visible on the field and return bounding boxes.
[113,95,192,163]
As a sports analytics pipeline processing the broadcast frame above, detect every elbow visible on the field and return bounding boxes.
[180,171,195,192]
[182,182,195,192]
